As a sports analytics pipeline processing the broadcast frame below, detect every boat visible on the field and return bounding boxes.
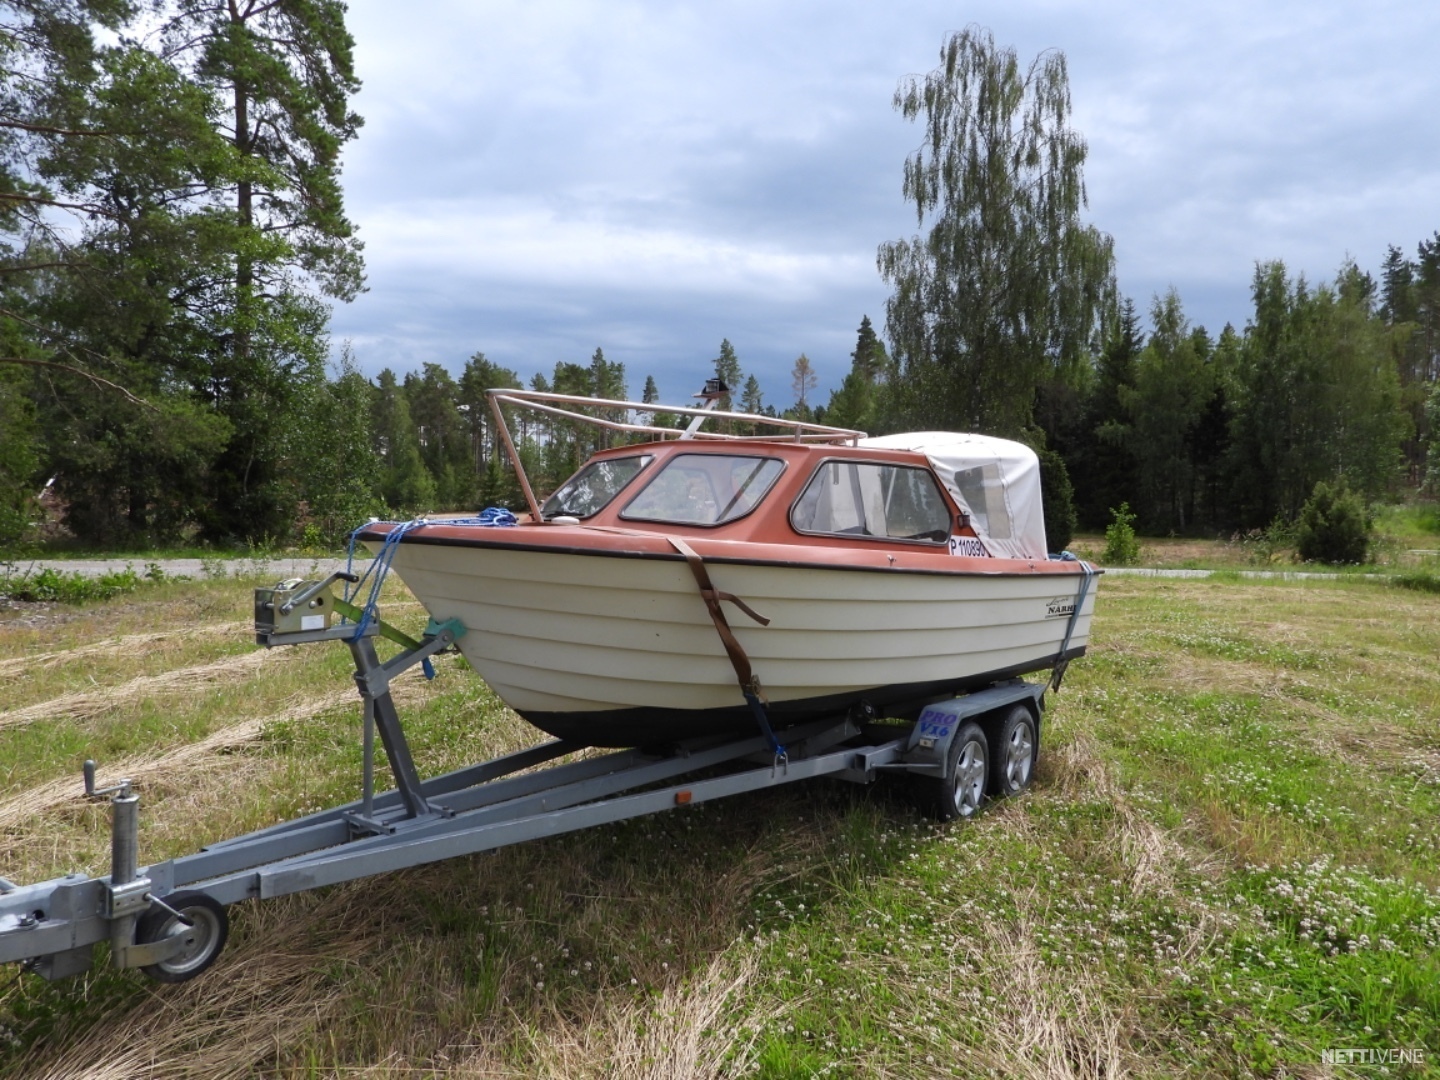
[354,383,1098,747]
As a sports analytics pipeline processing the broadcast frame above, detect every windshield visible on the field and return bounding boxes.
[621,453,784,526]
[542,454,652,519]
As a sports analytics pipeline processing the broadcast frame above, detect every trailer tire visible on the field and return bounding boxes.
[987,704,1037,798]
[136,891,229,983]
[930,721,988,821]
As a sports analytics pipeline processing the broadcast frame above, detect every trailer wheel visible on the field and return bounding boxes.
[931,721,988,821]
[987,704,1037,798]
[135,891,229,983]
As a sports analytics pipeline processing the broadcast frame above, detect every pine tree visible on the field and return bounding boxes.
[165,0,365,538]
[1,0,365,543]
[713,339,742,406]
[0,366,39,546]
[711,338,742,431]
[1416,233,1440,383]
[587,346,627,448]
[852,315,886,379]
[371,370,435,515]
[791,353,818,410]
[1377,237,1438,483]
[295,348,381,543]
[404,364,474,508]
[1380,245,1418,328]
[1071,297,1143,528]
[459,351,523,474]
[1120,291,1214,531]
[1228,261,1403,525]
[1426,382,1440,493]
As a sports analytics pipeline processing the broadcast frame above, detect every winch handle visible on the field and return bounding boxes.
[83,759,132,800]
[277,571,361,615]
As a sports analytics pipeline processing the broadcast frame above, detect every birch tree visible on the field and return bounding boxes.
[878,26,1115,436]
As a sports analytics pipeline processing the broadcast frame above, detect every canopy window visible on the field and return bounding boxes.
[857,433,1049,559]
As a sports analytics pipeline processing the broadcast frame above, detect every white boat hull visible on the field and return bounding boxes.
[384,542,1095,746]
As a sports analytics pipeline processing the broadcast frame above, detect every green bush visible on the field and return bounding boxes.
[0,564,145,603]
[1038,448,1076,552]
[1392,571,1440,594]
[1294,481,1371,565]
[1231,516,1298,565]
[1102,502,1141,565]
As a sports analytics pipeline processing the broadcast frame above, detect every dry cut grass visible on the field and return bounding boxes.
[16,887,385,1080]
[0,691,347,834]
[0,622,249,680]
[0,650,284,731]
[0,573,1437,1078]
[496,950,765,1080]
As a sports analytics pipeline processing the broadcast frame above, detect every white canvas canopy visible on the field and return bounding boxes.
[858,432,1049,560]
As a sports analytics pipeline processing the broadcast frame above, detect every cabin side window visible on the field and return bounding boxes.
[791,461,951,542]
[542,454,653,519]
[620,453,785,527]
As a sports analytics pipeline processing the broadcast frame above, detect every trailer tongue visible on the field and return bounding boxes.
[0,575,1046,984]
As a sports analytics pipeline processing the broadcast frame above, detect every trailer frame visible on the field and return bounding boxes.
[0,576,1047,984]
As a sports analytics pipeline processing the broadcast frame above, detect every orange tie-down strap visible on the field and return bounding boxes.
[666,537,771,701]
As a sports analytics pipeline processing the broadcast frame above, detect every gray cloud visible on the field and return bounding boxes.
[330,0,1440,405]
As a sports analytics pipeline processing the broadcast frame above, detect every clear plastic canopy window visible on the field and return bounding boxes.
[857,433,1049,560]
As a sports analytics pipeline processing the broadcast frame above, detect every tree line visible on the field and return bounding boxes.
[224,233,1440,551]
[276,338,880,546]
[861,27,1439,544]
[3,15,1435,552]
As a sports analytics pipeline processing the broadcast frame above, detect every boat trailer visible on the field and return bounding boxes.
[0,573,1047,984]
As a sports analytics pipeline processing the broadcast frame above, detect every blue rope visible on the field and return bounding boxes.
[343,509,519,678]
[472,507,519,527]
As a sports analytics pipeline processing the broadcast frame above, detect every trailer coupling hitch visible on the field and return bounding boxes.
[68,759,218,978]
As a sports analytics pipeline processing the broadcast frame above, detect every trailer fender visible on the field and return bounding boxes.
[900,681,1045,781]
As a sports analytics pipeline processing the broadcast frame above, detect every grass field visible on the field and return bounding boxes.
[0,571,1436,1078]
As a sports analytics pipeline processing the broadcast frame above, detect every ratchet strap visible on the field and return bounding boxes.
[1049,560,1097,691]
[668,537,785,760]
[332,596,440,680]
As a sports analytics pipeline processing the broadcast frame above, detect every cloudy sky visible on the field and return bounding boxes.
[331,0,1439,407]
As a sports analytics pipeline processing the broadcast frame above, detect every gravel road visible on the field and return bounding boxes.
[5,556,365,580]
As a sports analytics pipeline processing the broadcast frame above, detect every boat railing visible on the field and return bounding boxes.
[485,383,867,520]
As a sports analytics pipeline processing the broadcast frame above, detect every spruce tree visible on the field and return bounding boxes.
[1071,298,1142,528]
[740,374,764,414]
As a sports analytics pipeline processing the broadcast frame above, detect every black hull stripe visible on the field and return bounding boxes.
[518,647,1085,747]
